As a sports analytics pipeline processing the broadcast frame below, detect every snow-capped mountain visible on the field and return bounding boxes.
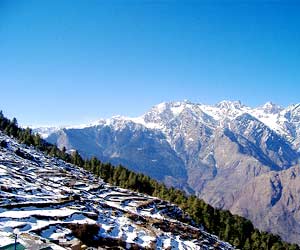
[35,100,300,244]
[0,131,234,250]
[37,100,300,148]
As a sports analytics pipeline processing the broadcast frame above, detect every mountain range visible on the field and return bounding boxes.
[35,100,300,244]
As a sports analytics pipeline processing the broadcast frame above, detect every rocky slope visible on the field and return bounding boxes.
[0,131,234,250]
[36,100,300,244]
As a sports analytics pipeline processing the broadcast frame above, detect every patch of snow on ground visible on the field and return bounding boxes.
[0,208,79,219]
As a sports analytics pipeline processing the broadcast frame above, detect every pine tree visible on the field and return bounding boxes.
[243,238,251,250]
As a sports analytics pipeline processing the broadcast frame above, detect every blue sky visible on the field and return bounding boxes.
[1,1,300,126]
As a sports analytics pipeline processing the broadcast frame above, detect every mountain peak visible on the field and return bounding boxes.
[216,100,244,110]
[150,100,194,116]
[261,101,283,114]
[154,102,168,112]
[287,103,300,111]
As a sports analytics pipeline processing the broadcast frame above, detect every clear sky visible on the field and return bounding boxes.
[1,0,300,126]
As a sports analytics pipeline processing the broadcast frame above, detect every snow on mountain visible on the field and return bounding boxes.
[124,101,300,147]
[33,100,300,245]
[32,126,61,138]
[0,131,234,249]
[260,101,283,114]
[35,101,300,145]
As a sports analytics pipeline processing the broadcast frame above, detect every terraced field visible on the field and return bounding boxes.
[0,132,234,250]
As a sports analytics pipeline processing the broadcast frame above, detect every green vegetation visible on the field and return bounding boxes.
[0,111,299,250]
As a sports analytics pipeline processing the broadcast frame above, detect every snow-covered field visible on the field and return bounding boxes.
[0,131,234,249]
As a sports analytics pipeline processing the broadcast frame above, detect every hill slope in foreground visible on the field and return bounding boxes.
[0,131,233,250]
